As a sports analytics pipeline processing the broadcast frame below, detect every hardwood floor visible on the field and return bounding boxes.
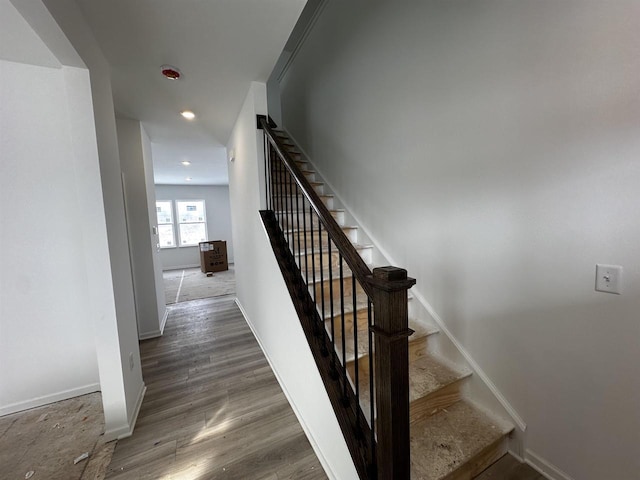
[106,295,326,480]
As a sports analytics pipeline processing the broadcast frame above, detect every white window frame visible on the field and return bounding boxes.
[156,200,176,249]
[176,199,208,247]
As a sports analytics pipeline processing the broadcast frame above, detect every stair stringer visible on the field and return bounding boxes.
[281,128,527,459]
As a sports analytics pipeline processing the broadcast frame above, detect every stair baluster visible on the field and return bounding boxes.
[258,115,413,479]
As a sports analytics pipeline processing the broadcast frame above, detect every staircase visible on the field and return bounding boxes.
[259,118,513,479]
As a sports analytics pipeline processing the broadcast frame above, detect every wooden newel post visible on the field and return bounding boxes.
[370,266,416,480]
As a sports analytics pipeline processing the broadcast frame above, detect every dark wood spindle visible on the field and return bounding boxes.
[367,298,375,462]
[318,222,325,341]
[295,186,302,271]
[339,254,347,404]
[353,275,360,429]
[328,239,337,378]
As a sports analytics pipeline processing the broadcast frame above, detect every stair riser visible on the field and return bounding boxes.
[272,180,324,195]
[272,195,333,211]
[277,210,344,229]
[347,336,429,381]
[410,380,465,424]
[443,436,509,480]
[269,167,314,182]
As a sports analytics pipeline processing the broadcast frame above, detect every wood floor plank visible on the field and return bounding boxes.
[105,296,327,480]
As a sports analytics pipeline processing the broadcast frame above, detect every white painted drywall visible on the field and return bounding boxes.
[277,2,640,479]
[36,0,145,439]
[0,58,100,414]
[141,125,168,337]
[0,0,59,67]
[227,82,357,480]
[117,117,166,339]
[154,184,234,270]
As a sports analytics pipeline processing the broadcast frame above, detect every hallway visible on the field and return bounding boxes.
[106,295,326,479]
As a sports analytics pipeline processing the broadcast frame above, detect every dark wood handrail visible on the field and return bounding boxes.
[259,116,376,299]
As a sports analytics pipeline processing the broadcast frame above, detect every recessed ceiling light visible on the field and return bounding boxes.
[181,110,195,120]
[161,65,181,80]
[181,161,191,166]
[185,177,192,181]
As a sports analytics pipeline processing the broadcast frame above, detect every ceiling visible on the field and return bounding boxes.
[74,0,307,185]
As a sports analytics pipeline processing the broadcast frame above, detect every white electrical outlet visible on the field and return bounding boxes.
[595,264,623,294]
[129,352,134,370]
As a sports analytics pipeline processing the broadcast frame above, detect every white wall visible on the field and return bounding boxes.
[277,2,640,479]
[36,0,145,439]
[141,126,168,339]
[0,0,116,419]
[117,117,166,339]
[0,58,101,415]
[227,82,357,480]
[155,184,234,270]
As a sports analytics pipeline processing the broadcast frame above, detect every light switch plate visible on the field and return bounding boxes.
[595,264,623,294]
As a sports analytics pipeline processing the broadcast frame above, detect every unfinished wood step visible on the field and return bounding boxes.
[321,290,419,341]
[270,165,314,181]
[288,224,357,250]
[410,401,513,480]
[295,243,373,270]
[354,352,470,429]
[270,157,308,170]
[310,271,365,303]
[270,147,304,162]
[331,314,436,367]
[273,193,334,211]
[275,209,345,228]
[272,179,324,195]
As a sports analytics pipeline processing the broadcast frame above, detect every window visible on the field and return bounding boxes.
[156,200,175,248]
[176,200,207,246]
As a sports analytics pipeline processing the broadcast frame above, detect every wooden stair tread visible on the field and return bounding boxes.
[408,355,471,404]
[273,180,323,187]
[410,401,513,480]
[331,317,437,364]
[275,208,344,215]
[319,289,418,319]
[294,243,372,257]
[275,193,330,200]
[305,258,361,284]
[283,223,355,236]
[355,351,465,419]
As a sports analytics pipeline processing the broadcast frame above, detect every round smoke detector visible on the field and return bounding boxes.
[161,65,181,80]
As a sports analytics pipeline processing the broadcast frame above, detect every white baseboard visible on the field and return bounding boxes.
[235,299,338,480]
[138,309,168,340]
[159,307,168,335]
[0,382,100,417]
[139,329,161,340]
[526,449,575,480]
[103,383,146,442]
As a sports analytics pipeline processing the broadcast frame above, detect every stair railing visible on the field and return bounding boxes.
[258,115,415,479]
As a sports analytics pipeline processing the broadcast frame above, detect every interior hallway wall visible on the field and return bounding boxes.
[0,0,102,417]
[276,1,640,479]
[117,117,167,339]
[155,184,234,270]
[0,55,100,417]
[39,0,146,439]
